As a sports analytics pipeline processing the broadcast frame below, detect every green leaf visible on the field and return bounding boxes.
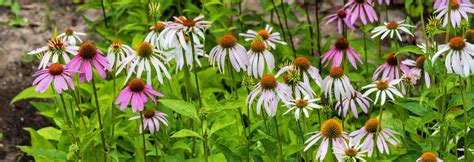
[171,129,202,139]
[10,86,54,104]
[10,1,20,15]
[18,147,67,161]
[392,100,431,116]
[37,127,62,141]
[209,118,236,137]
[159,99,200,121]
[398,45,424,54]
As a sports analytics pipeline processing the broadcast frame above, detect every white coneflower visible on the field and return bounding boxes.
[28,37,78,69]
[335,90,371,118]
[107,40,134,69]
[362,79,403,105]
[279,68,315,97]
[322,67,354,101]
[432,37,474,77]
[247,40,275,78]
[246,75,292,117]
[159,15,210,50]
[165,35,207,72]
[239,24,286,49]
[333,138,368,162]
[209,34,249,73]
[416,151,443,162]
[371,20,414,41]
[402,56,431,88]
[435,0,474,28]
[283,95,322,121]
[276,56,323,87]
[350,118,400,157]
[129,108,168,134]
[304,119,348,161]
[145,21,168,49]
[116,42,171,85]
[58,28,85,45]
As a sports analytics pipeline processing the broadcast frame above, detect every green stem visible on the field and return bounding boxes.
[139,112,147,161]
[100,0,108,28]
[460,76,469,161]
[363,31,369,80]
[152,119,160,159]
[279,0,296,56]
[270,0,287,42]
[91,77,108,161]
[111,52,118,144]
[297,120,308,161]
[315,0,322,71]
[273,117,283,161]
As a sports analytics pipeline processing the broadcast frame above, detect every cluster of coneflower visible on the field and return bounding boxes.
[26,0,474,161]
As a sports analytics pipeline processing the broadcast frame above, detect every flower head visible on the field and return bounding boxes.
[107,39,134,68]
[33,63,74,94]
[66,41,111,83]
[28,37,79,69]
[304,119,348,161]
[434,0,474,28]
[350,118,400,157]
[246,74,291,117]
[432,37,474,77]
[165,35,207,72]
[276,56,323,87]
[247,41,275,78]
[115,78,164,112]
[322,38,363,69]
[129,108,168,134]
[345,0,378,25]
[373,52,410,81]
[416,151,443,162]
[323,67,354,101]
[335,90,371,118]
[209,34,249,73]
[371,20,414,41]
[239,24,287,49]
[333,138,368,162]
[283,95,322,120]
[401,56,431,88]
[324,9,354,34]
[362,79,403,105]
[58,28,85,45]
[159,15,210,50]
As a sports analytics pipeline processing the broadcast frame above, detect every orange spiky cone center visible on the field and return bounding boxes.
[48,63,64,76]
[129,78,145,92]
[143,109,155,119]
[294,57,311,71]
[260,75,278,90]
[219,34,237,48]
[257,29,270,40]
[251,41,266,53]
[78,42,97,59]
[449,37,466,51]
[364,118,380,133]
[420,151,438,162]
[329,67,344,78]
[321,119,343,138]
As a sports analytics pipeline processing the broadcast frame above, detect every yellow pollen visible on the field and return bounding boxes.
[320,119,343,139]
[329,67,344,78]
[257,29,270,40]
[128,78,145,92]
[375,80,389,90]
[219,34,237,48]
[449,37,466,51]
[364,118,380,133]
[260,75,278,90]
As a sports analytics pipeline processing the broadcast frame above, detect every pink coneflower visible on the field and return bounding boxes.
[435,0,474,28]
[362,79,403,105]
[246,75,292,117]
[402,56,431,88]
[322,67,354,101]
[304,119,348,161]
[129,109,168,134]
[417,151,443,162]
[247,40,275,78]
[345,0,378,25]
[372,52,409,81]
[432,37,474,77]
[66,42,111,83]
[335,90,371,118]
[28,37,78,69]
[350,118,400,157]
[33,63,74,94]
[435,0,471,9]
[209,34,249,73]
[322,38,363,69]
[239,24,287,49]
[115,78,163,112]
[324,9,354,35]
[277,56,323,87]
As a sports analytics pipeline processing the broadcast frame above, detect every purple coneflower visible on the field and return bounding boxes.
[67,41,111,83]
[209,34,249,73]
[129,108,168,134]
[58,28,85,46]
[145,21,168,49]
[335,90,371,118]
[401,56,431,87]
[333,138,368,162]
[247,40,275,78]
[372,52,410,81]
[304,119,348,161]
[417,151,443,162]
[435,0,474,28]
[322,67,354,101]
[28,37,78,69]
[107,40,134,68]
[362,79,403,105]
[283,95,322,121]
[33,63,74,94]
[322,38,363,69]
[324,9,354,35]
[160,15,210,50]
[239,24,286,49]
[246,75,291,117]
[371,20,414,41]
[345,0,378,25]
[350,118,399,157]
[277,56,323,87]
[115,78,163,112]
[432,37,474,77]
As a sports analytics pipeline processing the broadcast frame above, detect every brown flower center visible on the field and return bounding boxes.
[321,119,343,139]
[385,52,398,66]
[337,9,347,18]
[260,75,278,90]
[420,152,438,162]
[329,67,344,78]
[78,42,97,59]
[335,38,349,51]
[219,34,237,48]
[64,28,74,36]
[415,56,426,69]
[182,19,196,27]
[295,99,308,108]
[344,148,358,157]
[375,80,389,90]
[128,78,145,92]
[465,29,474,44]
[257,29,270,40]
[355,0,366,3]
[451,0,460,10]
[294,57,311,71]
[153,22,166,32]
[47,37,65,50]
[364,118,379,133]
[137,42,154,58]
[251,41,266,53]
[449,37,466,51]
[48,63,64,75]
[112,40,122,50]
[143,109,155,119]
[386,21,399,30]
